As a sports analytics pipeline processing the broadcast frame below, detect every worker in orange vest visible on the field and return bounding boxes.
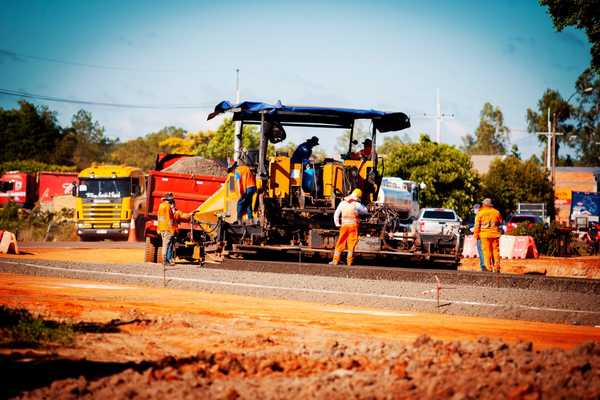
[235,159,257,224]
[157,192,177,265]
[330,188,369,266]
[473,198,503,273]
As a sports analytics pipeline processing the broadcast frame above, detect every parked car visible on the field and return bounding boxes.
[416,208,462,256]
[505,214,543,234]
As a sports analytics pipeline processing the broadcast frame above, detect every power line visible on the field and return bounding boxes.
[0,48,175,72]
[0,88,216,110]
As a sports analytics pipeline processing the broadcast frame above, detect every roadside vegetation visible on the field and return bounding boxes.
[0,305,74,347]
[0,203,75,241]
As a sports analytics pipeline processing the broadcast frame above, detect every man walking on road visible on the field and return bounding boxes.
[473,198,502,273]
[157,192,177,265]
[330,188,369,266]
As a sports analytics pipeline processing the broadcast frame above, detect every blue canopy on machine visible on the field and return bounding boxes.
[207,100,411,132]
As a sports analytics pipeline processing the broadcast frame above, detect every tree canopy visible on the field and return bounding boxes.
[110,126,187,170]
[540,0,600,73]
[461,102,509,155]
[0,101,64,164]
[526,88,573,164]
[190,118,260,162]
[383,134,480,218]
[572,68,600,165]
[480,156,554,217]
[65,109,117,169]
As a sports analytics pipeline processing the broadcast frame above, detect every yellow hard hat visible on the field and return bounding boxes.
[352,188,362,198]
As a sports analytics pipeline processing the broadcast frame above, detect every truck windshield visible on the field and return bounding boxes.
[422,210,456,220]
[78,178,131,199]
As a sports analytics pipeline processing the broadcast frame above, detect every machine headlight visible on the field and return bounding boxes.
[121,222,130,228]
[77,223,85,228]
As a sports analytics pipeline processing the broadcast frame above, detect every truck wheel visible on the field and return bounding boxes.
[144,237,158,263]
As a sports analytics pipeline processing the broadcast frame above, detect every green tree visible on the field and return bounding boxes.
[110,126,187,170]
[480,156,554,217]
[461,102,509,155]
[384,134,480,218]
[335,125,370,155]
[193,118,260,161]
[65,110,117,169]
[540,0,600,72]
[378,134,410,158]
[526,88,573,164]
[0,101,64,164]
[571,68,600,165]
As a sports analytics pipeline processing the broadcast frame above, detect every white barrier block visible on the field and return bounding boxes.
[499,235,515,259]
[0,231,19,255]
[462,235,478,258]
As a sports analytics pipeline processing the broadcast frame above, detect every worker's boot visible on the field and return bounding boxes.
[329,251,341,265]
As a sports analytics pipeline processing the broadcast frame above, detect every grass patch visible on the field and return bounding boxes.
[0,306,75,347]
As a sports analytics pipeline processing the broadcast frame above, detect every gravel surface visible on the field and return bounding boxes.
[14,335,600,399]
[17,241,144,249]
[2,258,600,325]
[162,157,228,176]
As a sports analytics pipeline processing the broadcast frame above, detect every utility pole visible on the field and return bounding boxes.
[423,89,454,143]
[536,108,553,171]
[233,68,241,162]
[535,107,562,182]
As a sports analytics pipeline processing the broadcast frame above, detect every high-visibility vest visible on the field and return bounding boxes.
[157,201,175,234]
[334,199,368,226]
[473,206,502,239]
[235,165,256,194]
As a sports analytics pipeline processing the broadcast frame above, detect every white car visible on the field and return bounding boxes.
[417,208,461,237]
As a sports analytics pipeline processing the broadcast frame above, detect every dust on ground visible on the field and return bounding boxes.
[1,272,599,399]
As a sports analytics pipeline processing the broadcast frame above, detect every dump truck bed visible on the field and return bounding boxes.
[145,170,226,218]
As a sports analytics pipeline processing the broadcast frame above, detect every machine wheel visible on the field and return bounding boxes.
[144,237,158,263]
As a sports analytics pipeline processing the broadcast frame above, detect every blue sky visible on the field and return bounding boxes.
[0,0,592,159]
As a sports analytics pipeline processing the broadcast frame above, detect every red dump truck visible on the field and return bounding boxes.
[0,171,78,209]
[143,154,227,263]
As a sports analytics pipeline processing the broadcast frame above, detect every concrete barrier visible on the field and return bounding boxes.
[0,231,19,255]
[462,235,478,258]
[499,235,516,259]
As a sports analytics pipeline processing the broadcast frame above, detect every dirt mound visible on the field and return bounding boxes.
[17,337,600,399]
[163,157,228,177]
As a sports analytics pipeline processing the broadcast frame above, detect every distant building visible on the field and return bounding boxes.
[470,155,507,175]
[554,167,600,224]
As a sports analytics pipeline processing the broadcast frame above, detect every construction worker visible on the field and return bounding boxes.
[291,136,320,164]
[351,138,372,160]
[473,198,503,273]
[157,192,176,265]
[471,203,486,272]
[235,158,257,224]
[330,188,368,266]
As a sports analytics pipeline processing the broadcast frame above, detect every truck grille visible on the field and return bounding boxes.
[82,203,122,219]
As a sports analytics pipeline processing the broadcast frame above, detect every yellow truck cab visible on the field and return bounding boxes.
[75,164,146,241]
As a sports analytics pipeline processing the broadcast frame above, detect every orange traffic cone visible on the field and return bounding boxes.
[128,217,137,242]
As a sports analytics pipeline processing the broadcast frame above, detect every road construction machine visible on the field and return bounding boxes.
[189,100,462,266]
